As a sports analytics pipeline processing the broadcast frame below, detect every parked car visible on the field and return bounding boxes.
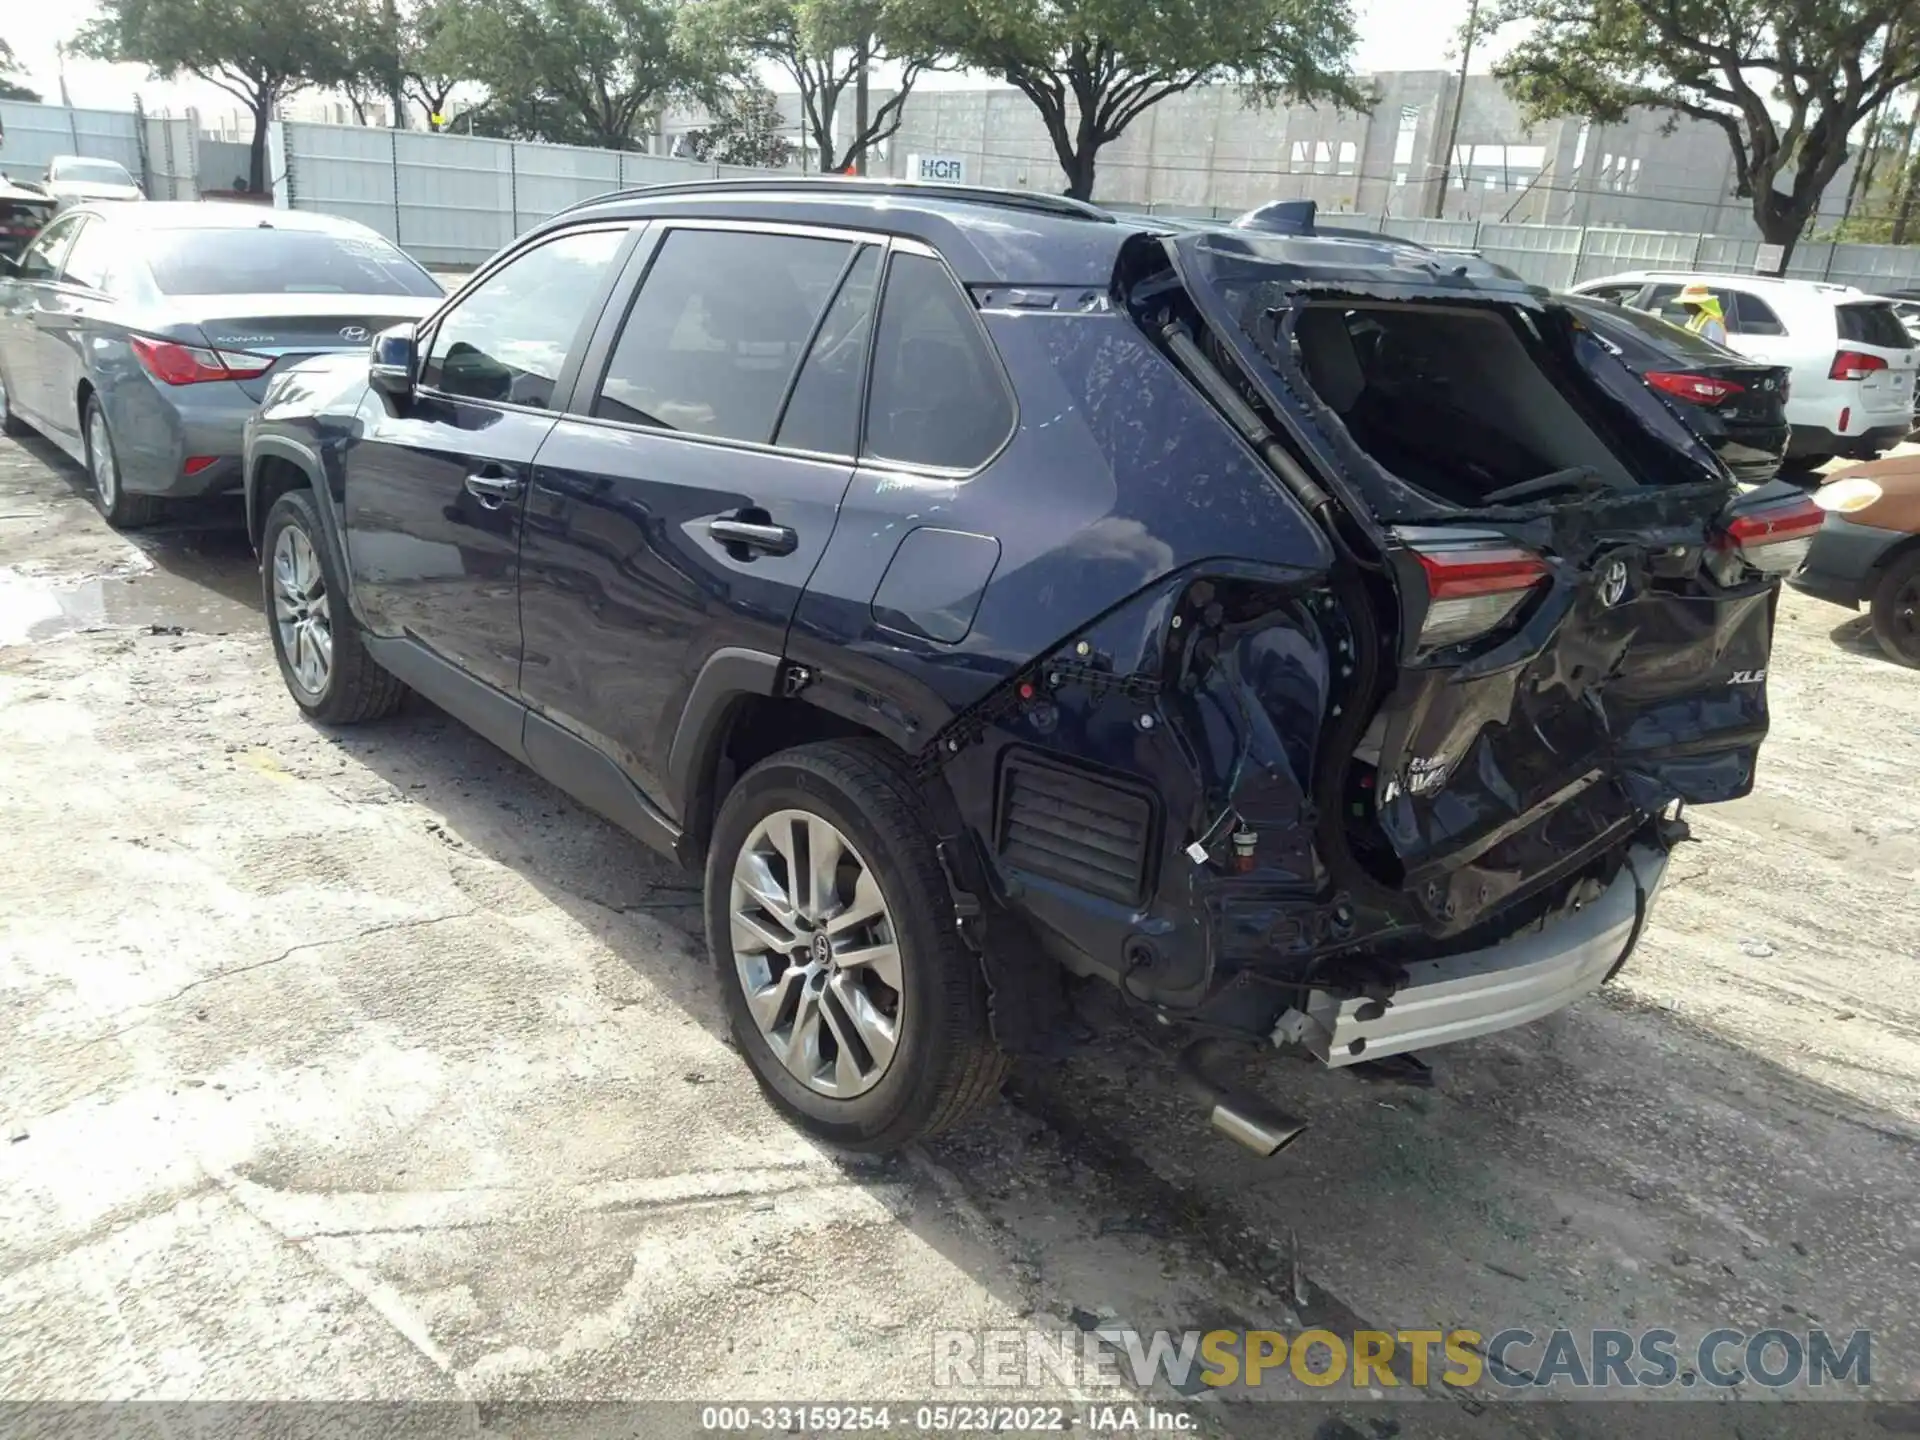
[40,155,143,209]
[1560,293,1791,482]
[0,201,442,527]
[1790,453,1920,665]
[1571,271,1918,467]
[0,177,55,265]
[245,181,1810,1155]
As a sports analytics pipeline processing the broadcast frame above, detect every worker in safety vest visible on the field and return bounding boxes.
[1677,282,1729,344]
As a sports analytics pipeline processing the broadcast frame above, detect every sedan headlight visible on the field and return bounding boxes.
[1813,477,1883,513]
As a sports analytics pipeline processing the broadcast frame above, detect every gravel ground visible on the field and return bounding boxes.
[1,429,1916,1437]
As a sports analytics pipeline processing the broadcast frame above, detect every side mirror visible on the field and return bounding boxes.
[369,323,416,398]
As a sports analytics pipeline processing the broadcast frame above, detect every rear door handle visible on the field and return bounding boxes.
[708,517,798,557]
[464,472,524,510]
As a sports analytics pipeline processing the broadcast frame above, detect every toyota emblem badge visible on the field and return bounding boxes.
[1598,558,1630,608]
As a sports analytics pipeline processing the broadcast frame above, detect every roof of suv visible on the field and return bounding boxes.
[537,178,1539,293]
[1579,270,1878,303]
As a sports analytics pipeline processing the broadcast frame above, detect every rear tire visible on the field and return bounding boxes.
[261,488,407,723]
[83,395,164,529]
[705,740,1008,1151]
[1870,550,1920,668]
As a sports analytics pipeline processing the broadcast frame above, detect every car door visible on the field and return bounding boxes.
[0,211,83,426]
[32,213,119,451]
[518,222,877,817]
[340,223,633,703]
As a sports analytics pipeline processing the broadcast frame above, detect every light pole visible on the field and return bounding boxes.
[1431,0,1482,218]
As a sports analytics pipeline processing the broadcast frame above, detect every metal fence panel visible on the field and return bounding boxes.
[1380,217,1481,249]
[284,122,399,242]
[141,115,199,201]
[394,130,515,266]
[0,100,142,184]
[1479,223,1581,289]
[1825,243,1920,295]
[508,138,621,232]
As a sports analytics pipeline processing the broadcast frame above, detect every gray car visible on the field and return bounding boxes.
[0,201,442,528]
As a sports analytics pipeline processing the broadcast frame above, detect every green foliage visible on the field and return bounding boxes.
[923,0,1366,198]
[0,38,38,102]
[680,0,938,172]
[683,83,794,166]
[72,0,375,187]
[434,0,719,149]
[1490,0,1920,257]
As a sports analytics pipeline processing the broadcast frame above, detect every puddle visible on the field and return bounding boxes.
[0,561,260,646]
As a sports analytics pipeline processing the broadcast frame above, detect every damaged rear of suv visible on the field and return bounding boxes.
[250,182,1808,1156]
[867,200,1812,1153]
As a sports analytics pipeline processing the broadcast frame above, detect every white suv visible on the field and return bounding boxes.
[1571,272,1918,466]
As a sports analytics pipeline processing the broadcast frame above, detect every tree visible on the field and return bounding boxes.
[1491,0,1920,266]
[0,38,39,102]
[71,0,369,191]
[682,0,936,173]
[923,0,1365,201]
[684,82,794,166]
[400,0,465,130]
[434,0,718,149]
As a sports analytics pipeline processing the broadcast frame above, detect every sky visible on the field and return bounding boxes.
[4,0,1518,122]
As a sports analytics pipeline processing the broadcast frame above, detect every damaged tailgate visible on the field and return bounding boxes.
[1153,227,1812,937]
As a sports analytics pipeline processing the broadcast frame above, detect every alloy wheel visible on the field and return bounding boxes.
[728,808,904,1099]
[272,525,333,696]
[86,406,118,507]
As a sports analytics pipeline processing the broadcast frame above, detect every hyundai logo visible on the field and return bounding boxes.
[339,325,370,342]
[1598,558,1631,608]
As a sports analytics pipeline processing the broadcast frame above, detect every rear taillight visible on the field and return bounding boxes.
[1708,496,1823,583]
[130,336,271,386]
[1411,544,1549,649]
[1645,370,1743,405]
[1829,350,1889,382]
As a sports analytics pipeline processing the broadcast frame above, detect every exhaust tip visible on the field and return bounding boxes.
[1209,1101,1309,1157]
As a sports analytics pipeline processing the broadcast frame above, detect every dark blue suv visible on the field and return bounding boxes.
[245,181,1812,1154]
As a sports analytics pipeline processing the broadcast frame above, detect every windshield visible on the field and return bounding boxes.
[141,227,441,297]
[53,160,135,186]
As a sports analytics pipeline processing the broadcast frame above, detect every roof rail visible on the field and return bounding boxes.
[547,175,1116,224]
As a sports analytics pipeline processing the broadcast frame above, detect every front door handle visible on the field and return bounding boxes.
[708,517,798,557]
[464,471,524,510]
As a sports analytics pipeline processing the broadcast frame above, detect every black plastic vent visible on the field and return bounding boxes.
[996,750,1156,907]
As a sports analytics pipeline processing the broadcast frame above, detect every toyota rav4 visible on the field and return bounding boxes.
[245,182,1810,1154]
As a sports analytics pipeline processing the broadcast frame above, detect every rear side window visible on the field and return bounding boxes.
[1837,302,1911,349]
[594,229,853,445]
[422,227,626,409]
[58,217,115,291]
[864,252,1013,470]
[141,228,441,297]
[1729,292,1786,336]
[774,246,881,455]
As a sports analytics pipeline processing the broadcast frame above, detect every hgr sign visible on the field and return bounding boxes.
[908,154,966,183]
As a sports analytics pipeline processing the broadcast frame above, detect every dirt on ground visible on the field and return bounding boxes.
[1,429,1916,1439]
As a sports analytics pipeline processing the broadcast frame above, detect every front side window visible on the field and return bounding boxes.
[422,227,626,409]
[594,228,854,445]
[864,252,1014,470]
[15,214,80,281]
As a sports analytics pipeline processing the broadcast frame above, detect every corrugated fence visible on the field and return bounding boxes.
[1112,202,1920,295]
[280,122,786,266]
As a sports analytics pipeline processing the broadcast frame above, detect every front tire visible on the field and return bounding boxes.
[261,488,406,723]
[706,741,1008,1150]
[1870,550,1920,668]
[0,365,24,437]
[83,395,163,529]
